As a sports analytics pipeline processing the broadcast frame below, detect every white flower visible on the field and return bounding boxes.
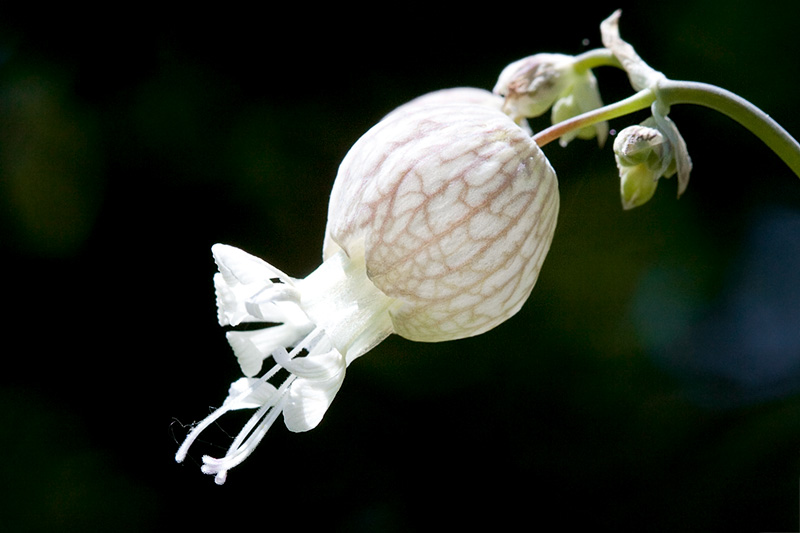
[175,88,559,484]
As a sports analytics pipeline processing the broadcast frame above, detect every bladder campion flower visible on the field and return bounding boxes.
[175,88,559,484]
[177,10,800,485]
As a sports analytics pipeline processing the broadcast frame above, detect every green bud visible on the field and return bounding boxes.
[613,122,675,209]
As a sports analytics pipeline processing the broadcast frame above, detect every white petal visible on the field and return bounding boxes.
[273,340,347,432]
[212,244,302,326]
[223,377,278,410]
[244,285,302,321]
[273,344,345,381]
[226,325,311,377]
[212,244,295,287]
[283,371,345,432]
[214,272,259,326]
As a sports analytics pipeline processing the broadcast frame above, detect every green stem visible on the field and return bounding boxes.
[658,80,800,178]
[532,77,800,183]
[572,48,622,72]
[532,88,655,147]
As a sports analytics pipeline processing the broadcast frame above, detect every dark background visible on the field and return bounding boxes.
[2,2,800,531]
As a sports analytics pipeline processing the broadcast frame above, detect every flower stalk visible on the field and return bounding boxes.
[657,80,800,178]
[535,77,800,184]
[527,9,800,204]
[533,88,656,148]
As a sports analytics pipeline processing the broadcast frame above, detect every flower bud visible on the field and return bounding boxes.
[493,53,607,145]
[613,121,675,209]
[493,53,574,122]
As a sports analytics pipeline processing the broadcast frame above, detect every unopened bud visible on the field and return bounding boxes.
[493,53,574,122]
[614,122,675,209]
[494,53,608,146]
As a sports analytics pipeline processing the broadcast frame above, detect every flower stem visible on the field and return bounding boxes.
[533,77,800,183]
[572,48,621,72]
[533,88,655,147]
[657,80,800,179]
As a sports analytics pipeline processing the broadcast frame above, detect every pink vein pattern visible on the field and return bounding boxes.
[324,101,559,342]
